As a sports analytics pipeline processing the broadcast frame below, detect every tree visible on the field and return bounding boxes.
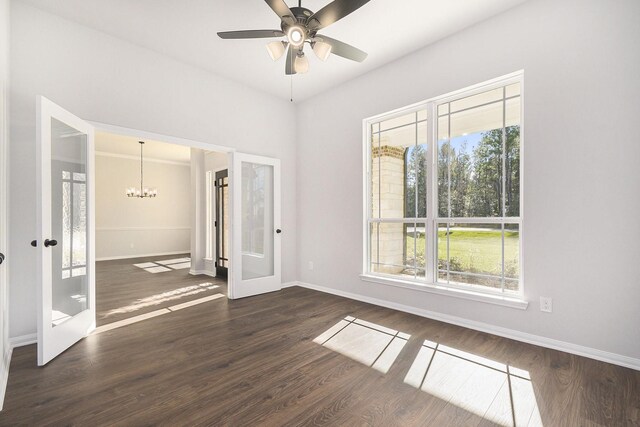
[405,144,427,218]
[437,141,472,217]
[468,126,520,217]
[437,125,520,218]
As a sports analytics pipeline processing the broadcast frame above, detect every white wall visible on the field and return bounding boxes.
[96,153,190,260]
[296,0,640,360]
[202,151,228,275]
[190,148,206,274]
[9,2,297,338]
[0,0,9,408]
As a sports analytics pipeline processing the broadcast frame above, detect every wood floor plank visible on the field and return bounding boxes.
[1,259,638,426]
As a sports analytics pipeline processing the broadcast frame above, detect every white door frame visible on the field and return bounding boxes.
[0,77,10,409]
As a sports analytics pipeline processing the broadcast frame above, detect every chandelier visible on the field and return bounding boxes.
[126,141,157,198]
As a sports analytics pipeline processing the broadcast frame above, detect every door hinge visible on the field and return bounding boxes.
[214,221,217,227]
[215,261,218,268]
[214,181,218,187]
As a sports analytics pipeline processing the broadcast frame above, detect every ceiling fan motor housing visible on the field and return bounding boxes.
[281,7,317,43]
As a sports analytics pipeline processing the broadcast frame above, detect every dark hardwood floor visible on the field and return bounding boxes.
[1,264,638,425]
[95,254,226,327]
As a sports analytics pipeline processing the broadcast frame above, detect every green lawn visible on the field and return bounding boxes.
[406,228,519,278]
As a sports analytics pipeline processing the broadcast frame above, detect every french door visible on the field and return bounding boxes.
[228,153,281,299]
[36,97,95,365]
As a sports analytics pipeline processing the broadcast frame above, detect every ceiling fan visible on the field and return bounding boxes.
[218,0,371,75]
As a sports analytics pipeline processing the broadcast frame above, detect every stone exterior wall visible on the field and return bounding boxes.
[371,141,405,274]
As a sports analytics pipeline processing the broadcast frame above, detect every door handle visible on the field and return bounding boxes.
[44,239,58,248]
[276,229,282,234]
[31,240,37,247]
[0,253,4,265]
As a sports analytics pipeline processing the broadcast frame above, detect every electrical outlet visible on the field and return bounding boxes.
[308,261,314,271]
[540,297,553,313]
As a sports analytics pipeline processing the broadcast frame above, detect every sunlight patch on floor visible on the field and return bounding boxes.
[93,293,225,334]
[103,282,219,317]
[404,340,543,426]
[314,316,410,374]
[134,257,192,273]
[156,257,191,264]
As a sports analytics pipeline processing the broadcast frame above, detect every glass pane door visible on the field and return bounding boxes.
[51,118,88,326]
[229,153,281,299]
[241,161,274,280]
[38,97,95,366]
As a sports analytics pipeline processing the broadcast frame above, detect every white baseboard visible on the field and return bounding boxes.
[292,281,640,371]
[96,251,190,261]
[8,333,37,349]
[189,269,217,278]
[281,281,297,288]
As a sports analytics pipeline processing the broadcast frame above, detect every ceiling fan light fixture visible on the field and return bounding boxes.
[294,52,309,74]
[287,26,305,48]
[312,41,332,61]
[266,40,288,61]
[218,0,372,75]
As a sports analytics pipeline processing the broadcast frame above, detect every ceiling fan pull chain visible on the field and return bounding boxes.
[290,75,294,103]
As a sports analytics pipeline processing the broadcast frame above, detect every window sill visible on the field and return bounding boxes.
[359,274,528,310]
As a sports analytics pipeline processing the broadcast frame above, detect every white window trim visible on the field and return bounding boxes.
[362,71,525,305]
[359,274,528,309]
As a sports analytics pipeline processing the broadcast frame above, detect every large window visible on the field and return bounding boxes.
[365,74,523,296]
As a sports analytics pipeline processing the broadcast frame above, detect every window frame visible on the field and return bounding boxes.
[61,169,87,280]
[362,71,525,303]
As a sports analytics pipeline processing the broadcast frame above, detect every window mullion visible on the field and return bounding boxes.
[426,101,436,284]
[501,87,507,293]
[414,112,418,279]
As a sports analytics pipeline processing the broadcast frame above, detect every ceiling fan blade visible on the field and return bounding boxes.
[218,30,284,39]
[285,45,297,75]
[315,35,367,62]
[264,0,296,24]
[307,0,371,30]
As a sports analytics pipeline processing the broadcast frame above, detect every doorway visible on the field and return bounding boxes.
[35,97,284,364]
[215,169,229,278]
[93,132,227,329]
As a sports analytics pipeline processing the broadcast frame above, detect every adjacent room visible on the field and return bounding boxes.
[93,133,229,330]
[0,0,638,425]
